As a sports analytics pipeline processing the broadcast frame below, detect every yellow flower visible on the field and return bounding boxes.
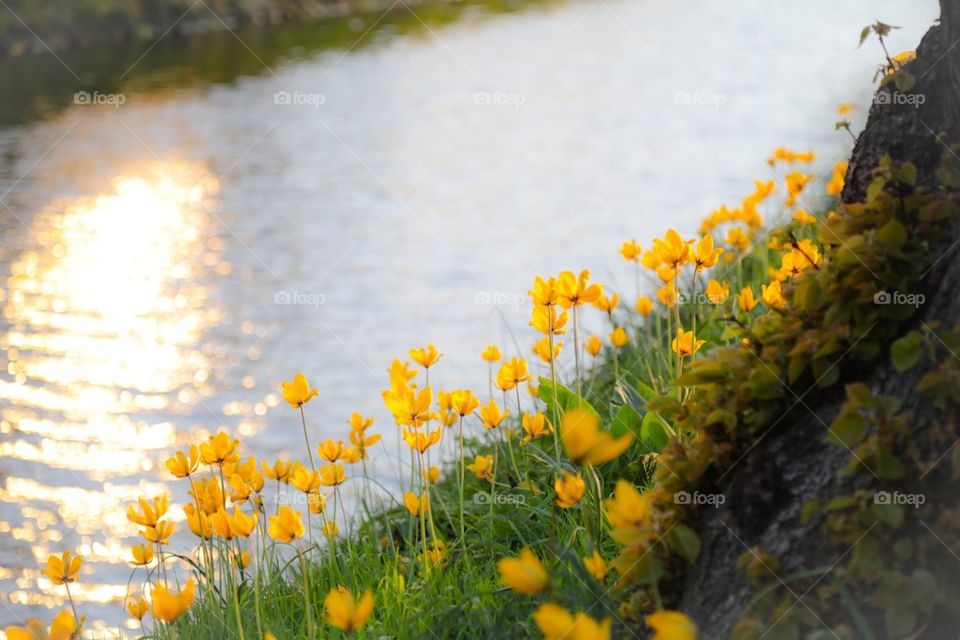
[6,610,77,640]
[529,275,559,307]
[481,344,502,362]
[290,464,323,493]
[262,458,292,483]
[127,595,149,620]
[322,521,339,537]
[165,445,200,478]
[826,160,848,197]
[556,269,603,308]
[837,102,854,115]
[479,399,508,429]
[533,603,613,640]
[130,543,154,566]
[42,551,81,585]
[467,454,494,480]
[308,490,328,514]
[610,326,629,349]
[593,292,619,315]
[320,462,348,486]
[211,507,257,540]
[636,296,653,317]
[325,587,374,632]
[888,50,916,73]
[141,520,175,545]
[736,286,759,312]
[619,239,642,262]
[498,548,548,595]
[439,409,459,428]
[229,474,253,504]
[183,503,212,539]
[281,373,319,408]
[672,329,705,358]
[402,428,442,454]
[724,226,751,253]
[585,335,602,357]
[554,472,585,509]
[450,389,480,417]
[705,279,729,304]
[268,506,304,543]
[653,229,690,269]
[641,249,660,270]
[385,386,436,428]
[347,412,375,432]
[150,579,195,624]
[692,235,723,271]
[605,479,653,543]
[583,551,607,581]
[656,264,677,283]
[793,209,817,224]
[656,283,678,308]
[199,431,240,466]
[409,344,442,369]
[386,359,418,388]
[521,412,553,444]
[646,611,698,640]
[532,337,563,363]
[560,409,632,466]
[403,491,429,516]
[531,304,568,335]
[496,357,532,391]
[228,456,264,492]
[423,466,441,484]
[127,494,169,527]
[785,170,813,207]
[189,477,224,514]
[318,439,345,463]
[761,280,787,309]
[236,551,251,570]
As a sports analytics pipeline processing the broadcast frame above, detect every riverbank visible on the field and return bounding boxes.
[0,0,539,58]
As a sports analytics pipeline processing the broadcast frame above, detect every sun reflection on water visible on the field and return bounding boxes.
[0,162,223,632]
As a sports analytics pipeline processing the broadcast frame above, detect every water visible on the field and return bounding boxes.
[0,0,937,634]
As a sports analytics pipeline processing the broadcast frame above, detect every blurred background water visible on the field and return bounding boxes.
[0,0,938,634]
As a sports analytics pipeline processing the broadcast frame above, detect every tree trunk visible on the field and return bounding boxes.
[676,2,960,637]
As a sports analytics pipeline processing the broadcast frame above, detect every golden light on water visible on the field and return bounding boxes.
[0,162,222,627]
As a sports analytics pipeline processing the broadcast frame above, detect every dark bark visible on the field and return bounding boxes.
[676,3,960,637]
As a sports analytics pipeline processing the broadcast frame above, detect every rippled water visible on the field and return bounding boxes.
[0,0,937,634]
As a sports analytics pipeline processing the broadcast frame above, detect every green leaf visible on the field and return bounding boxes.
[890,333,922,372]
[635,379,657,401]
[885,607,917,637]
[872,502,904,527]
[825,495,858,511]
[895,162,917,186]
[537,377,599,420]
[667,524,701,564]
[640,411,669,453]
[858,25,872,46]
[826,413,868,448]
[876,217,907,252]
[893,70,916,92]
[937,155,960,188]
[610,404,642,439]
